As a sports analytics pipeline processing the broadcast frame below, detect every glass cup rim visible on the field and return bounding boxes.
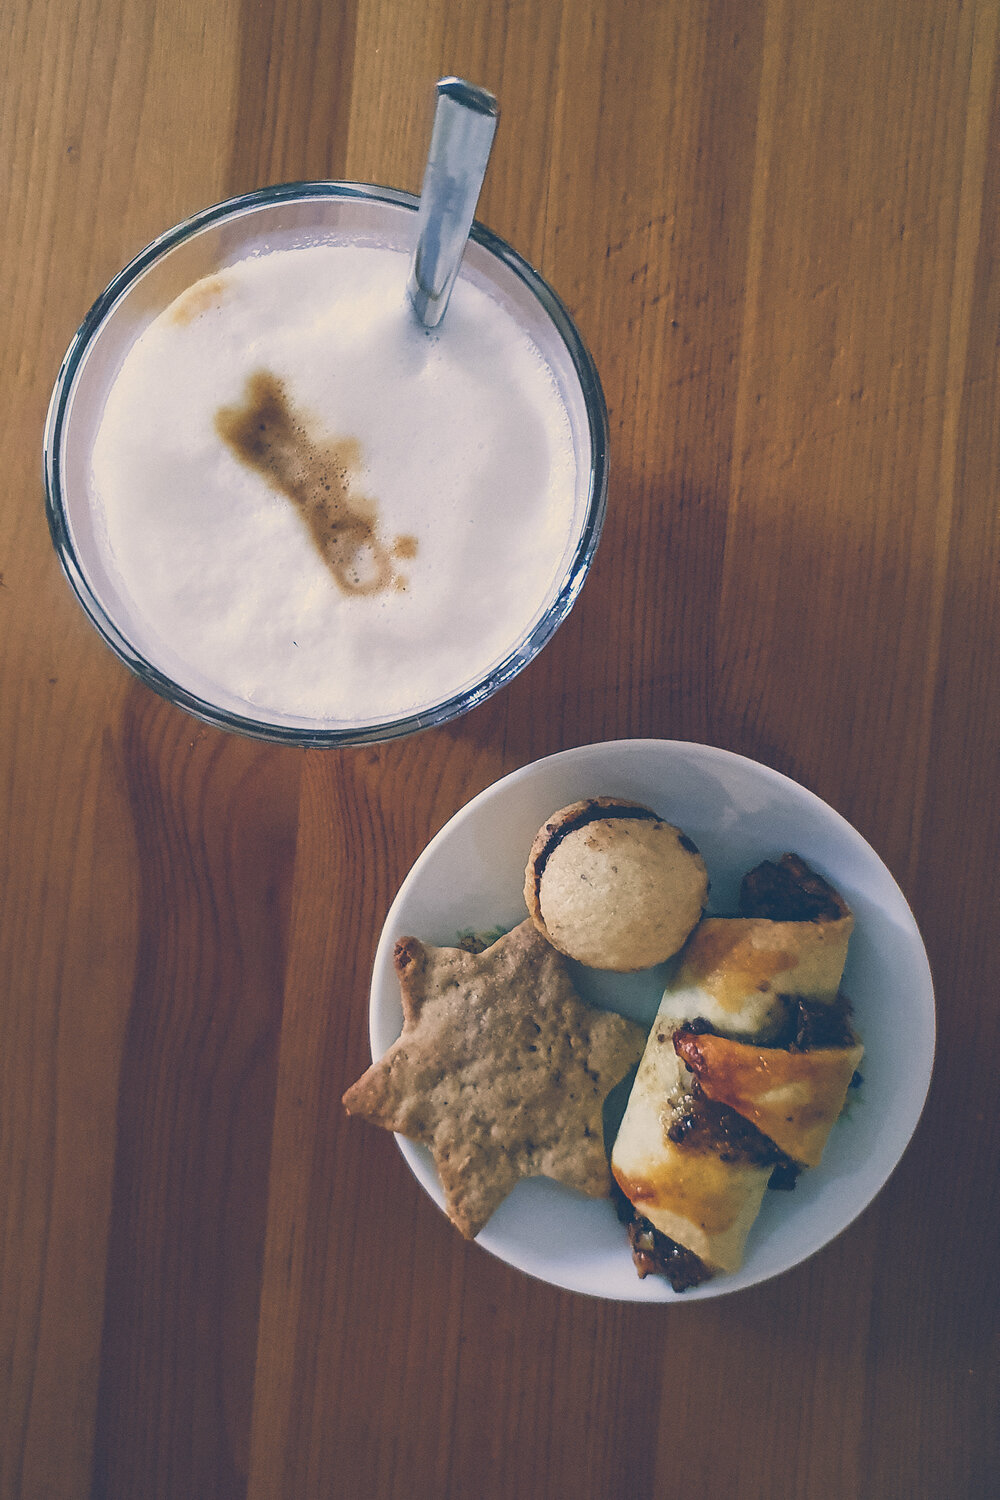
[44,179,609,747]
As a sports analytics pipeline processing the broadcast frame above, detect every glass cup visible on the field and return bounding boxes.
[44,182,608,746]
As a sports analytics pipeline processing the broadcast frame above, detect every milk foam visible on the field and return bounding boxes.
[90,243,580,725]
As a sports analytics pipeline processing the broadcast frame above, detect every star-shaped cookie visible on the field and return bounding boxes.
[342,920,646,1238]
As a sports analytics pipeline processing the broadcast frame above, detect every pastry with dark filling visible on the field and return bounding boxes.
[523,797,708,971]
[611,855,863,1289]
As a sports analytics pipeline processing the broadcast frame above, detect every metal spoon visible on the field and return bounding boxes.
[407,77,500,328]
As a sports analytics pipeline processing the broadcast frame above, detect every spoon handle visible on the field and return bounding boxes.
[407,78,500,329]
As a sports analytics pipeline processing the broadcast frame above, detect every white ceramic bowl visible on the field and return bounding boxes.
[369,740,935,1300]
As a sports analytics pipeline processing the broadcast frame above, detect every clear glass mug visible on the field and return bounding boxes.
[44,182,608,746]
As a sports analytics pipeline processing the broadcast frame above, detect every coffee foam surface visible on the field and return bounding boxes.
[90,243,580,725]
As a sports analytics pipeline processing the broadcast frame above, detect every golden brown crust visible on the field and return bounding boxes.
[671,910,854,1036]
[613,855,860,1280]
[610,1021,774,1271]
[673,1029,865,1167]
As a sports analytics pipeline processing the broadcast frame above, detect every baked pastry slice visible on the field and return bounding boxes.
[611,855,861,1288]
[612,1026,777,1278]
[661,866,853,1040]
[673,1027,864,1168]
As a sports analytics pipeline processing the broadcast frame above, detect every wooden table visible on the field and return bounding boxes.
[3,2,998,1496]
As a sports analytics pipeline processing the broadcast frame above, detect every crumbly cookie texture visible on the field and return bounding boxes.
[342,919,645,1239]
[524,797,709,971]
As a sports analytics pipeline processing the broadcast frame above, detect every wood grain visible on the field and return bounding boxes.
[3,0,999,1496]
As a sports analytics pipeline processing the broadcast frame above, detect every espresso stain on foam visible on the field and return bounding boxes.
[215,370,414,595]
[170,274,230,325]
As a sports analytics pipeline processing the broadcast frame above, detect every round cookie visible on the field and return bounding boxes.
[524,797,708,971]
